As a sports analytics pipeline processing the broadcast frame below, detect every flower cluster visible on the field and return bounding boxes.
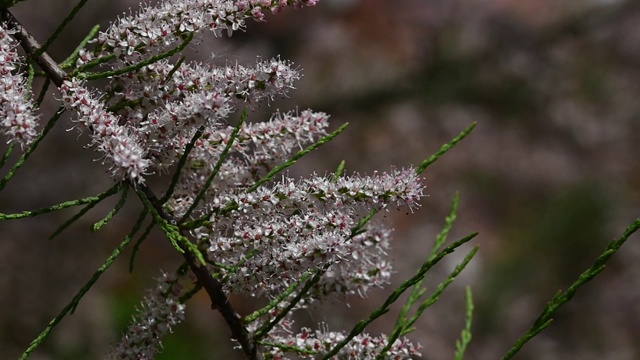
[192,167,423,298]
[52,0,431,357]
[106,270,191,360]
[0,22,39,147]
[259,321,422,359]
[165,109,331,210]
[89,0,320,64]
[59,78,151,180]
[61,54,299,180]
[59,0,310,181]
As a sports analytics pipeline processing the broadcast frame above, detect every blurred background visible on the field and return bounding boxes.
[1,0,640,359]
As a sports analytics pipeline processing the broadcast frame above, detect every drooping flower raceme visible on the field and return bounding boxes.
[259,320,423,359]
[0,22,39,147]
[89,0,321,65]
[60,54,300,181]
[190,167,424,298]
[106,270,191,360]
[60,1,309,181]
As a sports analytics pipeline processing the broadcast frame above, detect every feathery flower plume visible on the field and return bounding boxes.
[0,22,39,147]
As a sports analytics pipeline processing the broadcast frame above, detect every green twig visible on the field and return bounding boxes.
[136,185,206,265]
[415,122,476,175]
[159,126,204,205]
[48,203,96,240]
[404,247,478,332]
[430,191,459,260]
[454,287,474,360]
[34,77,51,108]
[60,24,101,69]
[379,245,478,358]
[390,193,461,341]
[180,109,247,222]
[92,184,129,231]
[49,183,126,239]
[0,106,65,192]
[71,53,115,75]
[128,220,154,273]
[26,63,35,96]
[74,33,194,80]
[246,122,349,194]
[502,217,640,360]
[0,182,123,221]
[19,208,148,360]
[34,0,92,58]
[259,341,317,356]
[254,266,329,341]
[244,271,313,324]
[0,142,14,170]
[332,160,346,181]
[321,232,478,359]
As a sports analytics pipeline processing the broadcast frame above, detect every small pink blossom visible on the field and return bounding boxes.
[59,78,151,181]
[0,23,40,148]
[90,0,320,63]
[260,321,422,359]
[106,270,191,360]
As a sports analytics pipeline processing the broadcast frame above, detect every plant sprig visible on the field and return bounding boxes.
[502,216,640,360]
[321,232,478,359]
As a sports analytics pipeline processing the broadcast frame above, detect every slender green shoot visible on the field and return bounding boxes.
[321,232,478,359]
[332,160,346,181]
[75,33,194,80]
[401,191,461,324]
[258,341,317,356]
[387,192,462,347]
[34,0,93,58]
[136,186,206,265]
[180,109,247,222]
[352,124,470,238]
[0,142,14,170]
[128,219,154,273]
[405,247,477,333]
[164,56,186,82]
[0,106,65,192]
[71,53,115,75]
[244,271,313,324]
[47,183,124,239]
[160,124,206,205]
[415,122,476,175]
[430,191,459,260]
[454,287,474,360]
[19,208,148,360]
[34,77,51,108]
[379,246,478,358]
[246,122,349,194]
[0,182,123,222]
[49,202,99,240]
[350,209,377,238]
[60,25,101,69]
[26,63,35,95]
[254,265,330,341]
[92,184,130,231]
[502,216,640,360]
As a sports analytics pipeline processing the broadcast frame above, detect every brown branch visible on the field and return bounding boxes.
[2,9,259,359]
[1,10,67,86]
[138,185,258,359]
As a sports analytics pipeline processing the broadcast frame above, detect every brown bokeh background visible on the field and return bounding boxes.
[1,0,640,359]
